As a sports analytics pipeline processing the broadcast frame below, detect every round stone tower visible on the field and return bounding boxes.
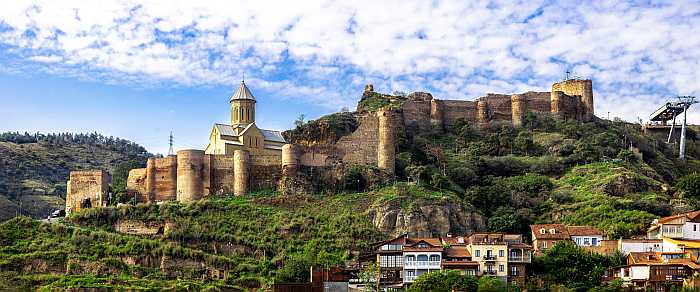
[511,94,526,127]
[477,100,489,125]
[145,157,156,203]
[230,81,256,125]
[233,150,250,196]
[377,108,395,175]
[176,149,205,202]
[281,144,300,177]
[430,99,444,131]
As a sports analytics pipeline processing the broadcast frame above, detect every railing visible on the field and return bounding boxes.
[404,260,441,268]
[508,255,531,263]
[662,231,684,238]
[483,270,497,275]
[404,275,417,282]
[483,255,497,261]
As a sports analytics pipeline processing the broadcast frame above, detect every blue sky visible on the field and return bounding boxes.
[1,1,699,154]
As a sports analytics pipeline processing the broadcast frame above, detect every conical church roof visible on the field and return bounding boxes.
[230,81,255,102]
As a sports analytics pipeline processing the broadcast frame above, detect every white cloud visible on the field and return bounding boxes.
[0,0,699,123]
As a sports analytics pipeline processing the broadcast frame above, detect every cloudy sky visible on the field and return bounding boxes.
[0,0,699,154]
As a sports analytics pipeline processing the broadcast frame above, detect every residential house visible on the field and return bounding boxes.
[466,233,532,286]
[402,238,443,283]
[568,225,604,247]
[604,251,699,291]
[530,224,571,253]
[441,236,479,276]
[530,224,605,253]
[648,211,700,240]
[619,239,663,254]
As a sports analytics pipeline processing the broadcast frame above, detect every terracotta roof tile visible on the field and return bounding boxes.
[530,224,570,240]
[657,211,700,224]
[566,226,604,236]
[443,246,471,258]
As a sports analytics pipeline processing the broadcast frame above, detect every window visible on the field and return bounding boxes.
[575,238,582,245]
[466,270,475,276]
[429,255,440,262]
[511,266,518,276]
[540,228,545,234]
[542,241,548,249]
[417,255,428,261]
[499,250,504,257]
[405,255,415,262]
[592,238,598,246]
[695,224,697,232]
[475,250,480,257]
[499,265,504,272]
[549,229,556,234]
[584,238,590,246]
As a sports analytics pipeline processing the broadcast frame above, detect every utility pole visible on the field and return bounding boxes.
[168,131,174,156]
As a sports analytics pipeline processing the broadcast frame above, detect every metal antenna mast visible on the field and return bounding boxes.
[168,131,174,156]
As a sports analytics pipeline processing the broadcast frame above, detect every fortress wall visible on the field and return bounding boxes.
[440,100,477,129]
[401,99,431,132]
[481,94,513,121]
[296,144,342,167]
[522,92,552,113]
[210,155,235,195]
[335,113,379,166]
[152,156,177,202]
[66,170,109,214]
[126,168,147,202]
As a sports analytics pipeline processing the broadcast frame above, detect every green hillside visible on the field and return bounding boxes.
[0,132,150,220]
[2,112,700,290]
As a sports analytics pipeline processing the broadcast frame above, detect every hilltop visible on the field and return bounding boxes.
[0,132,150,220]
[2,92,700,290]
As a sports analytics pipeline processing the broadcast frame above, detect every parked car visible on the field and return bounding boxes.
[48,209,65,219]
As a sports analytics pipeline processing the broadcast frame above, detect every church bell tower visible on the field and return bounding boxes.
[230,81,256,125]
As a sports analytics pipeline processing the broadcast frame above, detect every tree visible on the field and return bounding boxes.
[531,241,616,290]
[294,114,306,128]
[358,262,378,292]
[488,213,520,233]
[513,131,535,155]
[406,165,428,185]
[477,276,502,292]
[676,173,700,199]
[407,270,478,292]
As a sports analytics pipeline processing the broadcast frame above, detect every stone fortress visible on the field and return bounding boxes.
[65,78,595,213]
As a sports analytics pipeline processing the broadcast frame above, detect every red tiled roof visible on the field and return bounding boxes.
[657,211,700,224]
[405,237,442,247]
[441,236,468,246]
[530,224,570,240]
[566,225,604,236]
[443,246,471,258]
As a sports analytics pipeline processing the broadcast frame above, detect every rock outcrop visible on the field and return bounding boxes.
[367,197,486,237]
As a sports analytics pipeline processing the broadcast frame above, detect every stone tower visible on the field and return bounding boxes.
[176,149,205,202]
[430,99,444,131]
[230,81,256,125]
[551,79,594,122]
[477,100,489,125]
[377,108,396,175]
[511,94,526,127]
[233,150,250,196]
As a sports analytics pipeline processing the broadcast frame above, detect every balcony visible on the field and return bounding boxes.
[404,260,441,268]
[404,275,417,282]
[482,255,497,261]
[508,255,531,263]
[483,270,497,275]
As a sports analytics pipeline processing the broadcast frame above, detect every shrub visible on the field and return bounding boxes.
[677,173,700,199]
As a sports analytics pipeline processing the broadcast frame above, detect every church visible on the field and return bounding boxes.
[205,81,286,155]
